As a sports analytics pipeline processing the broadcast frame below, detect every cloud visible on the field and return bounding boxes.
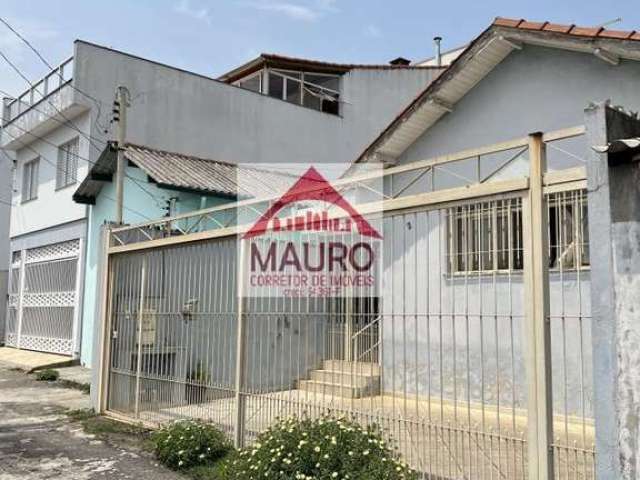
[174,0,212,24]
[243,0,339,22]
[364,24,381,38]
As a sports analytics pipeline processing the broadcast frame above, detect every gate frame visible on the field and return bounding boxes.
[94,126,589,480]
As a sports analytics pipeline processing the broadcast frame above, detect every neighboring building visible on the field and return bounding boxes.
[0,40,441,363]
[72,142,293,365]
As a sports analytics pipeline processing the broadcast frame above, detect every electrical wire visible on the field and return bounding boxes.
[0,46,108,155]
[0,15,110,132]
[1,120,165,208]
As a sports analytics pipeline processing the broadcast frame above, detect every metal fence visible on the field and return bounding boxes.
[97,127,595,479]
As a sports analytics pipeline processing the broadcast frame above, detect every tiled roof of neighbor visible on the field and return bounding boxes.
[219,53,442,83]
[493,17,640,41]
[73,143,295,205]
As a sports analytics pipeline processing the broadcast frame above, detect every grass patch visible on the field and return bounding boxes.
[35,369,59,381]
[183,458,231,480]
[59,379,90,394]
[66,409,154,451]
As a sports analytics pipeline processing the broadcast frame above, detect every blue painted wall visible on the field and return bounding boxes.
[80,165,230,366]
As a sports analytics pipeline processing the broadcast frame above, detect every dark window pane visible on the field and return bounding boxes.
[286,78,302,104]
[305,74,339,92]
[239,75,260,92]
[268,73,284,100]
[303,90,322,110]
[322,99,339,115]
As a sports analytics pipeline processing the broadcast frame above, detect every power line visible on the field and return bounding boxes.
[0,46,108,155]
[1,121,165,207]
[0,15,110,132]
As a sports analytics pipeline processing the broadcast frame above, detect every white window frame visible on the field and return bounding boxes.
[56,137,79,190]
[21,158,39,203]
[235,67,341,114]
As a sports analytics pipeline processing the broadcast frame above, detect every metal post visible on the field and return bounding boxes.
[94,225,114,412]
[234,239,247,448]
[114,86,130,225]
[70,238,84,359]
[15,249,26,348]
[134,255,147,418]
[523,132,553,480]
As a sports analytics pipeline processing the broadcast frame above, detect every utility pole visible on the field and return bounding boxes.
[113,86,130,225]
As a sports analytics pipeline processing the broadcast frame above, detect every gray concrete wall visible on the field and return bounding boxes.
[586,104,640,480]
[397,45,640,165]
[73,41,437,168]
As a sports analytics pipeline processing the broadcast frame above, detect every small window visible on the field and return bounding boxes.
[548,190,589,270]
[268,73,284,100]
[448,192,589,274]
[449,199,524,273]
[56,137,79,189]
[21,158,39,203]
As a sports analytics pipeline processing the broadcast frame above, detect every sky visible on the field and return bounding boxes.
[2,0,640,98]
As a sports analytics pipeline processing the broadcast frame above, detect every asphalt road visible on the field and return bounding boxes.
[0,363,183,479]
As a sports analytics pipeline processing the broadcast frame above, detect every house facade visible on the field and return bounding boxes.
[0,40,441,362]
[89,18,640,480]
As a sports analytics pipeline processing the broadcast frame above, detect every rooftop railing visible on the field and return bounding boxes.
[2,56,74,126]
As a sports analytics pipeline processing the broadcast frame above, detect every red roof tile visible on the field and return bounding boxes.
[519,21,546,31]
[494,17,640,42]
[542,23,574,34]
[493,17,524,28]
[599,29,635,40]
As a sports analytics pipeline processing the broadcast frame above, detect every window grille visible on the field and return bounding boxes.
[56,137,79,189]
[21,158,39,202]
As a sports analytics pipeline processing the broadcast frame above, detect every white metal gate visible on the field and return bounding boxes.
[4,239,82,356]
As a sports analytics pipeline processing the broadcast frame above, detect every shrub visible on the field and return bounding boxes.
[221,415,416,480]
[35,369,59,381]
[151,419,231,470]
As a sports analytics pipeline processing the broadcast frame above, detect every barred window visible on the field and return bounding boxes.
[56,137,79,189]
[448,191,589,273]
[21,158,39,203]
[449,199,524,273]
[548,190,589,270]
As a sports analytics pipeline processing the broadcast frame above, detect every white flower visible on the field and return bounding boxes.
[198,453,205,459]
[178,450,185,456]
[314,446,321,452]
[178,460,184,467]
[363,450,369,456]
[348,451,354,456]
[315,462,320,468]
[332,473,338,478]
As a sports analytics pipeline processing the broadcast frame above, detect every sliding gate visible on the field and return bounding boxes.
[99,128,595,479]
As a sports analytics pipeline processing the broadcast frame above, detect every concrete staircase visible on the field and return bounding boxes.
[298,360,381,399]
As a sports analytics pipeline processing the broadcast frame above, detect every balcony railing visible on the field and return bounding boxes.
[2,56,74,126]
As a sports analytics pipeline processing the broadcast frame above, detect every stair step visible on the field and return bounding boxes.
[322,360,380,376]
[298,380,378,399]
[310,369,374,387]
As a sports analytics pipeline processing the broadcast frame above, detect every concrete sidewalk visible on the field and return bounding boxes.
[0,346,74,372]
[0,363,182,479]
